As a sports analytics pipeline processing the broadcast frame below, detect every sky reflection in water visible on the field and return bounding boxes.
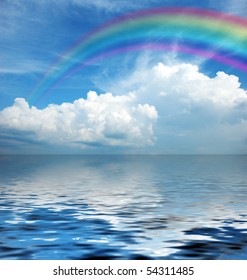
[0,155,247,259]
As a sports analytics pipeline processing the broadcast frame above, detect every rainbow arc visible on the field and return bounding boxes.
[30,8,247,104]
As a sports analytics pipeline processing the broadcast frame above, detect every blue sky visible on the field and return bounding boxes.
[0,0,247,154]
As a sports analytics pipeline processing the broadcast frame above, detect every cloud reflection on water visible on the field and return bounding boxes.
[0,155,247,259]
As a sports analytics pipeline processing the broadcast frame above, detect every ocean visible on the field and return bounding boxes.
[0,155,247,260]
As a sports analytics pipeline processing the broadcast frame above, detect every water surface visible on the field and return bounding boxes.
[0,155,247,259]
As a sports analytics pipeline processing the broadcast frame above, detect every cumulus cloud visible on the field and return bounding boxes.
[0,91,157,149]
[136,63,247,114]
[105,62,247,153]
[1,62,247,153]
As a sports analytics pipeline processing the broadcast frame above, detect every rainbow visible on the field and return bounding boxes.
[30,7,247,104]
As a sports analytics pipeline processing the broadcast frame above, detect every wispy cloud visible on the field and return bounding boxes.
[209,0,247,16]
[71,0,161,12]
[0,60,48,75]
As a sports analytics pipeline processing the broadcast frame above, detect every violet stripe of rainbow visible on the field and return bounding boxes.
[37,41,247,104]
[58,38,247,84]
[30,8,247,105]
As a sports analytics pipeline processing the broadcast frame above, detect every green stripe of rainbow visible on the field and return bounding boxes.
[30,7,247,105]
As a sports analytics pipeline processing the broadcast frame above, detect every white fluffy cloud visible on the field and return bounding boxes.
[1,62,247,153]
[105,62,247,153]
[0,91,157,149]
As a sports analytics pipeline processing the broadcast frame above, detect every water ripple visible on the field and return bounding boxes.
[0,155,247,259]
